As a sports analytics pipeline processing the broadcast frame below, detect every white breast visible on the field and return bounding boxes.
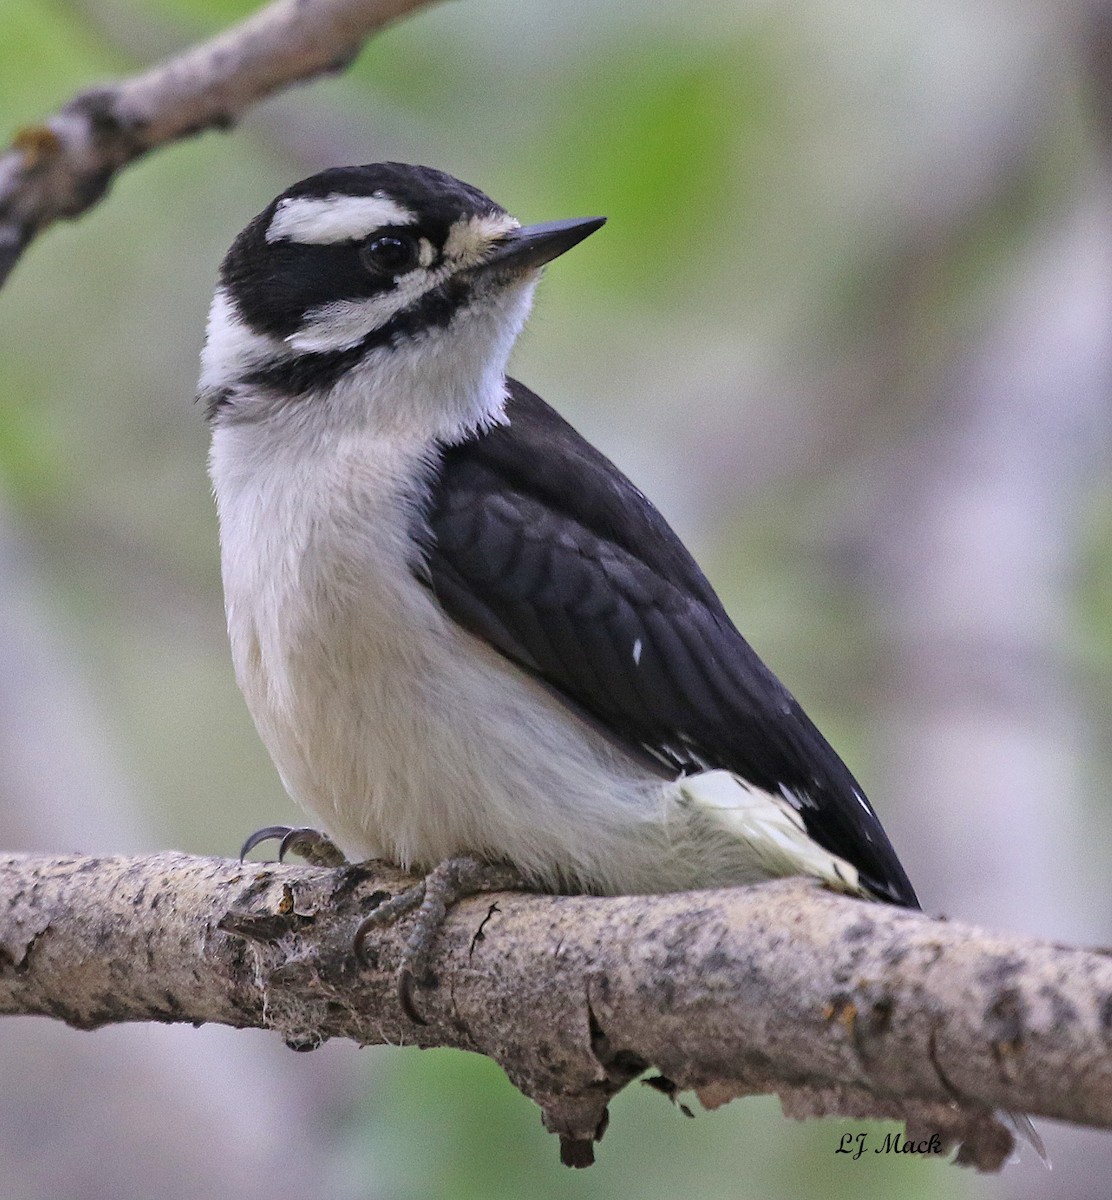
[208,402,688,893]
[210,391,872,899]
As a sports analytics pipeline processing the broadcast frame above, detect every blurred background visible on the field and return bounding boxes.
[3,0,1112,1196]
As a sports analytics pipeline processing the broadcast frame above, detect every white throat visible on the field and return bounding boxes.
[200,274,539,444]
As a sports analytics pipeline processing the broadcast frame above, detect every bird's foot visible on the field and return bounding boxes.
[239,824,349,868]
[354,855,527,1024]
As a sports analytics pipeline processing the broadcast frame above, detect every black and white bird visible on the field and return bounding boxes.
[201,162,918,979]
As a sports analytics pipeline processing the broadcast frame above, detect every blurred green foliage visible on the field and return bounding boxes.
[357,1047,958,1200]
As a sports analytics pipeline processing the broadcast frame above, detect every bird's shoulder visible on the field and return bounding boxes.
[431,378,725,613]
[417,378,918,908]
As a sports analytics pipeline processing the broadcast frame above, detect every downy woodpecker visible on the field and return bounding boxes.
[202,163,918,1003]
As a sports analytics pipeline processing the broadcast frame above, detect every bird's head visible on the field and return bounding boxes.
[199,162,604,438]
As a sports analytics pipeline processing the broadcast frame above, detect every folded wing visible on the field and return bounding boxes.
[418,379,918,907]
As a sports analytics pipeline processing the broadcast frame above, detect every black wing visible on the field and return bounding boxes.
[419,379,918,907]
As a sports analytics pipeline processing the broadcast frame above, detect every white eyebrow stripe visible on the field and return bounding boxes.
[265,193,417,244]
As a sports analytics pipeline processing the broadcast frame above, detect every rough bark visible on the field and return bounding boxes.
[3,852,1112,1169]
[0,0,443,286]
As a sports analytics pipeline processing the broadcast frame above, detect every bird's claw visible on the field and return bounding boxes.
[239,824,348,867]
[353,855,527,1024]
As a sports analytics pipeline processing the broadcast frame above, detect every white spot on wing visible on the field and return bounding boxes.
[266,193,416,245]
[632,638,643,665]
[778,784,803,811]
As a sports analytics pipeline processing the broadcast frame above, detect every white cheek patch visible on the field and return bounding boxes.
[286,267,448,353]
[443,212,520,266]
[199,287,284,392]
[266,193,417,245]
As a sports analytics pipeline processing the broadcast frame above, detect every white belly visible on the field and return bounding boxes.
[210,418,859,897]
[211,419,680,892]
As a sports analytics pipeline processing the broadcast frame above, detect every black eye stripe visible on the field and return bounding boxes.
[225,237,407,339]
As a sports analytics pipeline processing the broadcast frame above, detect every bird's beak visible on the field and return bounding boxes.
[476,216,606,275]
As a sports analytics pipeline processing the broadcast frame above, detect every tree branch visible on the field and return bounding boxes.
[3,852,1111,1169]
[0,0,443,286]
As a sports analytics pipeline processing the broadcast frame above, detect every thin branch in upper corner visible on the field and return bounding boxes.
[0,0,443,287]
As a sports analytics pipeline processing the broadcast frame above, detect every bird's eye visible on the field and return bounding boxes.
[360,234,420,276]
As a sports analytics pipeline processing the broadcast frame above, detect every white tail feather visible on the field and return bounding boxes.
[679,770,866,896]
